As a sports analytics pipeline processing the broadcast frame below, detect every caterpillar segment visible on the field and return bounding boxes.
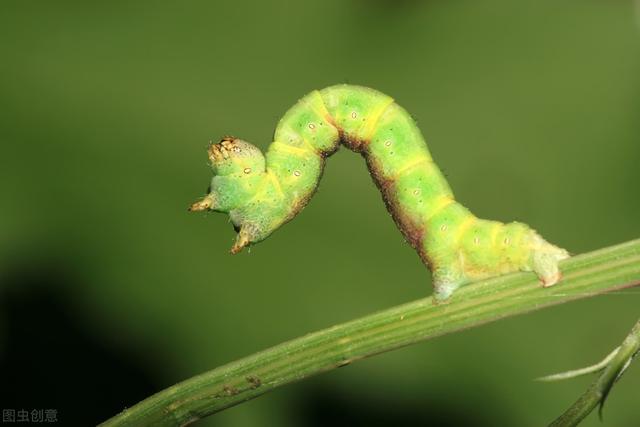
[190,85,569,300]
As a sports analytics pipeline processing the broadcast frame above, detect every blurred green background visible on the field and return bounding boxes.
[1,0,639,426]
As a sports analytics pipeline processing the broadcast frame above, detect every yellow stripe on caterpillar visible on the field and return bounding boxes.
[489,222,501,246]
[244,170,285,206]
[453,215,477,244]
[300,136,318,154]
[425,195,455,223]
[304,90,333,123]
[362,96,395,142]
[265,170,285,200]
[272,140,314,157]
[392,155,433,180]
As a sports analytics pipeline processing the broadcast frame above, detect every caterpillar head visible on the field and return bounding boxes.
[190,137,276,254]
[208,136,265,176]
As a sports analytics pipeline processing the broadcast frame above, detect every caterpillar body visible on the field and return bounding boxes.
[190,85,569,301]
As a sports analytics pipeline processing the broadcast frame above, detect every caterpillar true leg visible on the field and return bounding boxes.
[188,194,214,212]
[190,85,569,300]
[230,227,252,255]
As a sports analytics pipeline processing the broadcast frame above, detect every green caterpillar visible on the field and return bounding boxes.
[189,85,569,301]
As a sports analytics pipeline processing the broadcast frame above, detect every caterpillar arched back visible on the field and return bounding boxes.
[189,85,569,301]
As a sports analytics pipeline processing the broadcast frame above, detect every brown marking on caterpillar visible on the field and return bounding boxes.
[246,375,262,389]
[209,136,242,162]
[220,135,236,143]
[274,116,429,261]
[208,143,222,163]
[377,176,396,194]
[336,127,368,153]
[363,154,428,264]
[343,136,368,153]
[319,111,368,153]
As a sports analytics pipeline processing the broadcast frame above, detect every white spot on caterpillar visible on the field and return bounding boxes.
[293,170,301,177]
[413,189,420,196]
[473,237,480,245]
[308,123,315,130]
[233,146,241,153]
[244,168,252,174]
[385,140,392,147]
[504,237,510,245]
[440,224,447,232]
[351,111,357,119]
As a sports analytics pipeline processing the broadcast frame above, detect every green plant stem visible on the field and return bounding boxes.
[549,319,640,427]
[101,239,640,427]
[537,347,620,382]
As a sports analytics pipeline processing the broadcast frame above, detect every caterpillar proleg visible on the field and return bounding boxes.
[189,85,569,301]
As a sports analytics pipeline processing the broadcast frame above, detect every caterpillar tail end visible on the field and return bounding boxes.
[430,232,570,303]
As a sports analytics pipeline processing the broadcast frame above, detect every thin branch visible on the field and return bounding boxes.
[537,347,620,382]
[101,239,640,427]
[548,319,640,427]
